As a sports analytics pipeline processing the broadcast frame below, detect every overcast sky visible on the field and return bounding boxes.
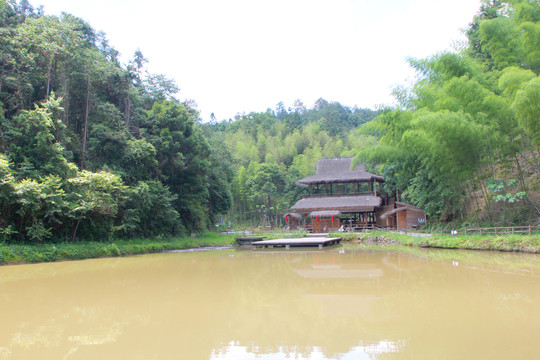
[35,0,482,121]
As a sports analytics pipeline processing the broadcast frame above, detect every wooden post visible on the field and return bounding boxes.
[529,225,532,235]
[465,228,467,236]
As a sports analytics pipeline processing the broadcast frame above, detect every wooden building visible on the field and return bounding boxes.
[289,157,425,231]
[290,157,386,231]
[380,201,426,230]
[283,212,302,230]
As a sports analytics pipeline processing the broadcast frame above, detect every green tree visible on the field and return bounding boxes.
[66,170,125,241]
[513,76,540,146]
[0,95,76,179]
[120,181,180,237]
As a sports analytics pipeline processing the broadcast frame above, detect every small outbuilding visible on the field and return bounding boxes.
[283,212,302,230]
[380,201,426,230]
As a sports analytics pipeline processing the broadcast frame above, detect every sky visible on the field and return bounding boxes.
[35,0,482,121]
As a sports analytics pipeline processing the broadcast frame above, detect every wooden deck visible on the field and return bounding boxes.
[235,236,267,246]
[252,237,342,249]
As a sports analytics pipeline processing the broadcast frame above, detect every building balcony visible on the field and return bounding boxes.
[302,192,380,199]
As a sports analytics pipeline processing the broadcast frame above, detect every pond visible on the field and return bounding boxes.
[0,246,538,359]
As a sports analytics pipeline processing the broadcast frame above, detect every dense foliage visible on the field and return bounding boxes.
[354,0,540,226]
[0,0,232,242]
[1,0,538,244]
[203,99,377,227]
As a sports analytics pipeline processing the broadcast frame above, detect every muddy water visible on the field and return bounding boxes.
[0,247,538,360]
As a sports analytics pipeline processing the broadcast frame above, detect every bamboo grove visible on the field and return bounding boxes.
[353,0,540,226]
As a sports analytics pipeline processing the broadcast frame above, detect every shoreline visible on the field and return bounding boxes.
[0,234,237,266]
[1,231,538,266]
[347,231,540,254]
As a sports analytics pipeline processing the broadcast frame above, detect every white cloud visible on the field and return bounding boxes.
[37,0,481,120]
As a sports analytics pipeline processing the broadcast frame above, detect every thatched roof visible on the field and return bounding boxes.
[283,212,302,220]
[380,202,425,219]
[296,157,384,185]
[396,202,424,213]
[291,195,382,213]
[379,207,407,219]
[309,210,341,217]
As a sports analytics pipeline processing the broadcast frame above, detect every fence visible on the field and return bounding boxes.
[416,225,540,236]
[460,225,538,236]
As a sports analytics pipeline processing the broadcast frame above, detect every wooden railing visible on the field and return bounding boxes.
[402,225,539,236]
[461,225,538,236]
[303,221,379,232]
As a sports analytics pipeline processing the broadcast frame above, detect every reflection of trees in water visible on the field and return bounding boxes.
[0,249,538,359]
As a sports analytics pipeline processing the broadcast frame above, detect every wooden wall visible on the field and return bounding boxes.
[376,206,394,227]
[406,210,426,229]
[397,211,408,229]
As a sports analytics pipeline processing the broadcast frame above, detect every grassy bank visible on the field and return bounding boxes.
[0,232,237,265]
[345,231,540,253]
[2,230,538,266]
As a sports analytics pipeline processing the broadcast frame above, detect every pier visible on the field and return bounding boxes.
[251,236,342,249]
[235,236,267,246]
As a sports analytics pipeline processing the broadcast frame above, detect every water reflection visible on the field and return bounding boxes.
[0,247,538,359]
[211,340,402,359]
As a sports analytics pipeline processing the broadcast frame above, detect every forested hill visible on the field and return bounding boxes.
[211,0,540,228]
[202,100,377,227]
[1,0,539,243]
[0,0,234,241]
[0,0,376,241]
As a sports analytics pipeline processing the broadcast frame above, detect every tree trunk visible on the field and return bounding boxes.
[63,75,69,126]
[72,219,81,242]
[82,75,91,168]
[513,153,527,193]
[468,178,481,216]
[124,96,131,129]
[46,56,53,96]
[478,177,491,221]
